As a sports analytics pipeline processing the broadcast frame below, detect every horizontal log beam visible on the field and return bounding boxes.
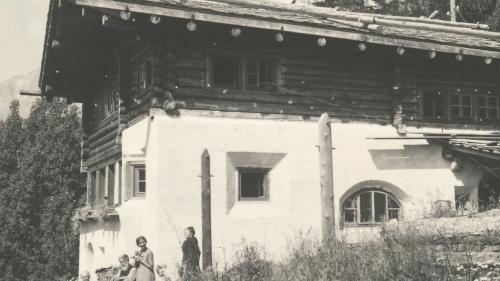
[71,0,500,59]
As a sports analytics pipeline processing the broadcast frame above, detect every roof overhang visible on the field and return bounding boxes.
[67,0,500,59]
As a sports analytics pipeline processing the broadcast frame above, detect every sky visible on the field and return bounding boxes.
[0,0,50,83]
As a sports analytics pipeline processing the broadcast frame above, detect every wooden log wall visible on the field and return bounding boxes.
[80,17,500,169]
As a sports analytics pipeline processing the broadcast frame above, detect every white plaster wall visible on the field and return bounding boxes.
[79,111,485,277]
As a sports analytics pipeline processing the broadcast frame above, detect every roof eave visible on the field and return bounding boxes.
[68,0,500,59]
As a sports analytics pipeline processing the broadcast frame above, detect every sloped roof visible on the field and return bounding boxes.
[448,138,500,160]
[68,0,500,57]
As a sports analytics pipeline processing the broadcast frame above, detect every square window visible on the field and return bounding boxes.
[238,168,268,200]
[213,57,239,87]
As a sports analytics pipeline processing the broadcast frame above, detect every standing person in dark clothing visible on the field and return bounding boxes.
[181,226,201,280]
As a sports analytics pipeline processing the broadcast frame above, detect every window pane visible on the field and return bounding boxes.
[487,97,497,106]
[388,209,399,220]
[344,197,357,208]
[451,107,460,117]
[451,95,460,105]
[138,181,146,193]
[138,169,146,181]
[213,57,239,86]
[479,108,487,118]
[462,107,472,117]
[488,109,498,119]
[462,95,471,106]
[423,93,434,117]
[360,192,372,223]
[478,96,486,106]
[374,192,387,222]
[344,210,356,223]
[388,197,399,208]
[259,62,274,84]
[240,170,266,199]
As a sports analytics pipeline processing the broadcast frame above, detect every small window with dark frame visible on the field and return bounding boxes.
[212,56,240,87]
[139,60,153,91]
[478,95,498,120]
[450,94,472,119]
[238,168,269,200]
[134,165,146,196]
[422,92,444,119]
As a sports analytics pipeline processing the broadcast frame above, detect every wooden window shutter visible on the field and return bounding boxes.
[124,163,134,201]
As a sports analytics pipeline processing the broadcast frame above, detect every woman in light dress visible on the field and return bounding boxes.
[134,236,155,281]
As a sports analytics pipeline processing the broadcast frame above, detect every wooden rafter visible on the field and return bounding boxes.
[67,0,500,59]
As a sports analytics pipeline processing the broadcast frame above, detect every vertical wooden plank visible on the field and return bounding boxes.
[86,172,92,207]
[201,149,212,270]
[450,0,457,22]
[318,113,335,242]
[114,162,121,205]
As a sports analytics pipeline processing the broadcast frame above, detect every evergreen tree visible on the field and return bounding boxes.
[0,99,85,281]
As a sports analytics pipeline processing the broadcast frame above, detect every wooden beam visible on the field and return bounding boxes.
[357,16,500,40]
[318,113,335,242]
[70,0,500,59]
[20,90,42,96]
[450,0,457,22]
[201,149,212,271]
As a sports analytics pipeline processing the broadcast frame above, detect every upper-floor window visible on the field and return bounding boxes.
[343,190,400,225]
[213,56,240,87]
[246,60,277,89]
[95,89,118,122]
[422,92,444,119]
[208,55,280,91]
[421,90,499,123]
[450,93,472,120]
[139,60,153,92]
[478,95,498,120]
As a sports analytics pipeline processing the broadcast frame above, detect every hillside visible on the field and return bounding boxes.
[0,69,39,120]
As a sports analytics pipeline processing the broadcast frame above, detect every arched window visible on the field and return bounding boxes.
[343,190,400,224]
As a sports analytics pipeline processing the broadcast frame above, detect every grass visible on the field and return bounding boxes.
[178,224,496,281]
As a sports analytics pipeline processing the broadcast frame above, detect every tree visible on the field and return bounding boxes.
[0,98,85,281]
[322,0,499,29]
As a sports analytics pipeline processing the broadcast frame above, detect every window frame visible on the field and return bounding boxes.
[133,164,146,197]
[206,54,281,91]
[420,89,500,123]
[139,59,153,93]
[422,91,445,120]
[237,167,270,201]
[450,93,473,120]
[343,190,401,226]
[477,95,499,121]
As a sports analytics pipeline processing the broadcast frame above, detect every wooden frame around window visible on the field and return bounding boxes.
[343,190,400,226]
[420,89,500,123]
[237,167,270,201]
[133,164,146,197]
[205,53,281,91]
[139,59,153,93]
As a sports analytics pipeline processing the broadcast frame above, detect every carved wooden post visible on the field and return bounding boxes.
[201,149,212,270]
[318,113,335,242]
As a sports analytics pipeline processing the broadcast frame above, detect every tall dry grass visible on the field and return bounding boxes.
[191,225,483,281]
